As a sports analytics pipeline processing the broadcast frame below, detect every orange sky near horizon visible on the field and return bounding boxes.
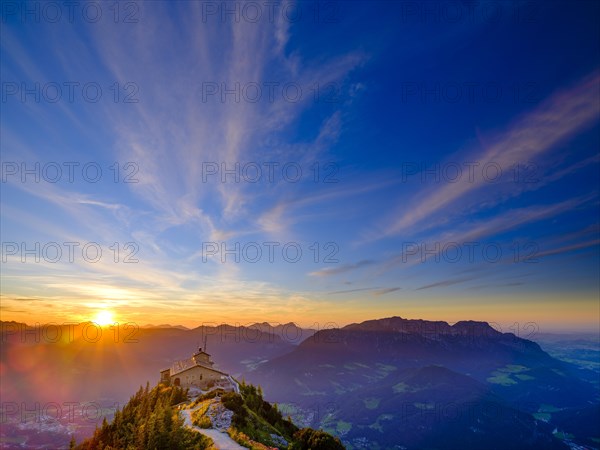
[2,293,598,334]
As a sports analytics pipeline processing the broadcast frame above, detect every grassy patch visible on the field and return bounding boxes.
[487,364,531,386]
[195,400,212,415]
[337,420,352,434]
[196,416,212,428]
[232,405,290,448]
[503,364,529,373]
[191,400,213,428]
[533,412,550,421]
[363,398,380,410]
[392,382,408,393]
[487,373,517,386]
[369,414,394,432]
[229,428,272,450]
[321,415,352,437]
[224,383,343,450]
[539,404,561,412]
[553,431,575,440]
[369,422,383,432]
[515,374,535,381]
[534,404,561,422]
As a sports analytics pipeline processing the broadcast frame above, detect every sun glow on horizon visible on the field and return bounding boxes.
[92,310,115,327]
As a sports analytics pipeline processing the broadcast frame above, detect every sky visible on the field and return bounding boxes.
[1,0,599,333]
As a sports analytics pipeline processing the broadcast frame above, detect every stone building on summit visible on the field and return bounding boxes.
[160,347,231,390]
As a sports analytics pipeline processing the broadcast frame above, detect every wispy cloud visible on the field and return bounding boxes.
[91,7,366,237]
[1,6,368,319]
[376,71,600,240]
[415,276,477,291]
[373,287,402,296]
[2,5,598,328]
[535,239,600,259]
[327,286,401,296]
[327,287,379,295]
[310,259,374,277]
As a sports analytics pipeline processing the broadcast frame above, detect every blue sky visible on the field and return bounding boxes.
[1,1,599,331]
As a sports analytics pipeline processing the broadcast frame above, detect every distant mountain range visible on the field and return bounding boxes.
[245,316,599,449]
[1,316,598,449]
[141,324,191,330]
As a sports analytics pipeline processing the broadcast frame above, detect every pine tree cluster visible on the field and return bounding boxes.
[75,383,212,450]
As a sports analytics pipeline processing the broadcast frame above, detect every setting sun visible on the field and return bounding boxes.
[92,310,115,327]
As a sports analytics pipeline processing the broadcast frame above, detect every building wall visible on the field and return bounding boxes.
[172,366,226,389]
